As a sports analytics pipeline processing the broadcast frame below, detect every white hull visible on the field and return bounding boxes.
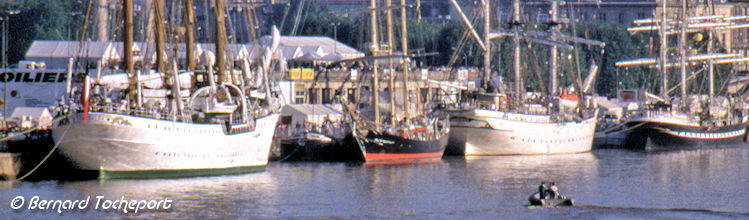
[52,112,279,176]
[448,109,596,155]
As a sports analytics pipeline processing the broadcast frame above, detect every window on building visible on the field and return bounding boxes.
[619,13,627,24]
[295,89,305,104]
[322,88,331,104]
[308,88,318,104]
[420,88,429,103]
[599,13,606,22]
[347,88,357,104]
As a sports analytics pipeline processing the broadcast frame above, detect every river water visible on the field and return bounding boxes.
[1,148,748,219]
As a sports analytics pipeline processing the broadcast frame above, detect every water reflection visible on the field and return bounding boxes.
[587,148,749,213]
[442,153,598,209]
[1,148,747,219]
[20,172,281,219]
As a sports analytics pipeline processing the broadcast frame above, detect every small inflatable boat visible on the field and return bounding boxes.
[528,192,574,207]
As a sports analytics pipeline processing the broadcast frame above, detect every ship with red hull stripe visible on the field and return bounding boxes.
[353,123,449,165]
[340,0,449,165]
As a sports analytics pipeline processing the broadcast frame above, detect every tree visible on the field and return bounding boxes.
[1,0,81,65]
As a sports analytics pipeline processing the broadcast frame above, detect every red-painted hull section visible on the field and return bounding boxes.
[364,152,444,165]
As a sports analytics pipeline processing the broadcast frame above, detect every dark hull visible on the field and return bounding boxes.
[624,120,748,151]
[354,131,449,165]
[278,134,363,162]
[528,193,574,207]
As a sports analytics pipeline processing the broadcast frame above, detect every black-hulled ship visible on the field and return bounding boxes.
[351,115,449,165]
[622,100,748,151]
[616,0,749,151]
[341,0,449,164]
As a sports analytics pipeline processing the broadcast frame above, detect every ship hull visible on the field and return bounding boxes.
[52,112,279,179]
[353,128,449,165]
[447,109,596,155]
[278,133,362,162]
[624,116,748,151]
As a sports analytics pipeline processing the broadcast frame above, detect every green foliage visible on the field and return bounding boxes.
[577,22,651,97]
[1,0,82,64]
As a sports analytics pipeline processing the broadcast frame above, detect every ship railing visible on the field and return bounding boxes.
[91,102,194,122]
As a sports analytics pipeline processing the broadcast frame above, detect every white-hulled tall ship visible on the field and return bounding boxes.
[616,0,749,151]
[446,0,602,155]
[52,0,282,179]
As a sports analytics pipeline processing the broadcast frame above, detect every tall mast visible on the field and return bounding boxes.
[215,0,229,83]
[679,0,688,107]
[708,0,714,101]
[124,0,136,107]
[659,0,668,99]
[370,0,380,125]
[400,0,410,119]
[386,0,396,122]
[512,0,522,107]
[154,0,167,73]
[550,0,559,97]
[183,0,196,71]
[483,0,490,91]
[97,0,108,42]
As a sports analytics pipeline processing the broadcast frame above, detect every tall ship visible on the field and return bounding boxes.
[341,0,449,164]
[446,0,602,155]
[615,0,749,151]
[52,0,281,178]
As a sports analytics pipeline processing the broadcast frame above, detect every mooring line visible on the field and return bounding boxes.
[16,123,70,181]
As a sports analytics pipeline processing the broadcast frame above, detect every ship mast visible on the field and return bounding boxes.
[659,0,668,99]
[550,0,559,97]
[183,0,196,71]
[512,0,523,107]
[154,0,167,73]
[619,0,749,104]
[483,0,491,92]
[400,0,410,120]
[707,0,714,101]
[679,0,688,109]
[215,0,229,83]
[370,0,380,125]
[386,0,396,123]
[124,0,136,107]
[96,0,108,42]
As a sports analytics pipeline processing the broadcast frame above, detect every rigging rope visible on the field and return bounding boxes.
[596,121,646,135]
[290,0,307,36]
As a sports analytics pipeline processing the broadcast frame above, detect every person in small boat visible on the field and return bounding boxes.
[548,182,559,199]
[538,182,547,199]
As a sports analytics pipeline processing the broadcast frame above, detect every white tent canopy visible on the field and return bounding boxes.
[280,104,343,126]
